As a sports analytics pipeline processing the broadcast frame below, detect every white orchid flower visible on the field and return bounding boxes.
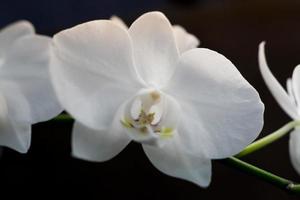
[0,21,62,153]
[110,15,200,53]
[259,41,300,175]
[50,11,264,187]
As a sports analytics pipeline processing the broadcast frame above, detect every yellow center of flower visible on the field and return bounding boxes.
[121,89,175,141]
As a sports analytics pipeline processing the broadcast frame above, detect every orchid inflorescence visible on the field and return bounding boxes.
[0,11,299,193]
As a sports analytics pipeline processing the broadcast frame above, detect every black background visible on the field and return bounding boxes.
[0,0,300,199]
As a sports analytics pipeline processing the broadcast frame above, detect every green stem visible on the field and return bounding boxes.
[52,113,73,122]
[222,157,300,194]
[236,120,300,158]
[288,184,300,192]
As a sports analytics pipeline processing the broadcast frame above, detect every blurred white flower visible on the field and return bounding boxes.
[0,21,62,153]
[259,42,300,175]
[110,15,200,53]
[51,11,264,187]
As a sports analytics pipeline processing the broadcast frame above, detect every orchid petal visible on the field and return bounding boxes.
[289,128,300,175]
[143,133,211,187]
[165,48,264,159]
[110,15,199,55]
[110,16,128,30]
[72,101,131,162]
[259,42,298,119]
[0,35,62,123]
[173,25,200,53]
[286,78,297,106]
[0,118,31,153]
[0,83,31,153]
[128,11,179,87]
[0,21,34,57]
[292,65,300,115]
[50,20,143,130]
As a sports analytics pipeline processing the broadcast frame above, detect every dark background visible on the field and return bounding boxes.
[0,0,300,199]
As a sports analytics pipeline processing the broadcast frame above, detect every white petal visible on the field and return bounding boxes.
[0,35,62,123]
[0,118,31,153]
[50,20,143,130]
[143,133,211,187]
[289,128,300,175]
[165,48,264,159]
[0,21,34,57]
[173,25,200,53]
[72,101,131,162]
[287,78,293,96]
[128,11,179,87]
[259,42,298,119]
[292,65,300,115]
[110,16,128,30]
[0,84,31,153]
[286,78,297,106]
[0,120,31,153]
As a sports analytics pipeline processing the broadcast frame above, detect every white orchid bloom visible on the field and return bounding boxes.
[110,15,200,53]
[0,21,62,153]
[50,12,264,187]
[259,41,300,175]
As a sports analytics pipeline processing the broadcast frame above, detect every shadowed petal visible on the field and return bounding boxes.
[0,84,31,153]
[72,101,131,162]
[72,121,131,162]
[289,128,300,175]
[173,25,200,53]
[110,16,128,30]
[291,65,300,115]
[143,133,211,187]
[0,21,34,57]
[1,35,62,123]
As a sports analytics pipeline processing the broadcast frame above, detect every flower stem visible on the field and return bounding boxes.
[52,113,73,122]
[288,184,300,192]
[236,120,300,158]
[221,157,300,194]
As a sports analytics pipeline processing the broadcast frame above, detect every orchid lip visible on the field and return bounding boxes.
[121,89,176,146]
